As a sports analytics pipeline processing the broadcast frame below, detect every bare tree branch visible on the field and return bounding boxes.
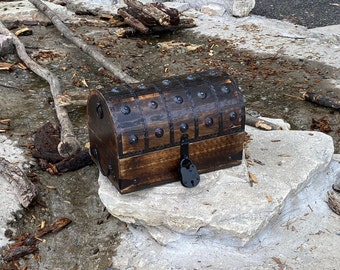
[0,21,81,158]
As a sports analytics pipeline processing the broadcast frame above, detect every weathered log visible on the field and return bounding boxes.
[2,218,72,262]
[0,157,38,208]
[28,0,138,84]
[150,2,180,25]
[0,21,81,158]
[118,8,150,33]
[245,115,283,131]
[124,0,170,26]
[302,91,340,110]
[2,245,38,262]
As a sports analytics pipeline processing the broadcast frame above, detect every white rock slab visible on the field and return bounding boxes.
[0,136,28,247]
[232,0,255,17]
[0,0,73,24]
[201,4,225,17]
[98,128,334,246]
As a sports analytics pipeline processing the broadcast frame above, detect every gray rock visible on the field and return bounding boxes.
[232,0,256,17]
[200,4,225,16]
[0,0,73,24]
[0,34,14,56]
[163,2,190,13]
[98,128,334,246]
[0,136,28,247]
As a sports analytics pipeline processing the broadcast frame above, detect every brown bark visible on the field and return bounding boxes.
[2,218,72,262]
[28,0,139,84]
[0,21,81,158]
[124,0,171,26]
[302,91,340,110]
[118,8,150,33]
[0,157,38,208]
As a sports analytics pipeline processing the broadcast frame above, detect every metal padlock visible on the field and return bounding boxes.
[180,158,200,187]
[179,134,200,188]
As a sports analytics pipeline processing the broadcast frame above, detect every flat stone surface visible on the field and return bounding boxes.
[0,0,73,24]
[200,4,225,16]
[184,7,340,70]
[110,156,340,269]
[99,128,334,246]
[0,136,27,247]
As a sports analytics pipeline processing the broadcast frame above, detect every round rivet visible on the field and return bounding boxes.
[209,70,218,76]
[180,123,188,132]
[96,103,103,119]
[155,127,164,138]
[174,96,183,104]
[229,112,237,121]
[221,85,230,94]
[121,105,131,115]
[162,79,171,86]
[129,134,138,144]
[137,83,147,89]
[197,91,207,99]
[205,117,213,127]
[187,74,195,80]
[92,148,98,158]
[111,87,121,93]
[149,100,158,109]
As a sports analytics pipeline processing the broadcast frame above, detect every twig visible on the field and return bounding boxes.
[283,93,304,101]
[245,115,282,131]
[28,0,139,84]
[0,22,81,158]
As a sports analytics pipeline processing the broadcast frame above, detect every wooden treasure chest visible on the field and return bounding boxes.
[87,70,245,194]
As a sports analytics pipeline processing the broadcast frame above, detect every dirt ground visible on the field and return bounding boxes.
[0,12,339,269]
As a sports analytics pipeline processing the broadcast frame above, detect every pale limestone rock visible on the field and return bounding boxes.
[0,0,73,24]
[163,2,190,13]
[0,136,28,247]
[232,0,255,17]
[201,4,225,16]
[98,128,334,246]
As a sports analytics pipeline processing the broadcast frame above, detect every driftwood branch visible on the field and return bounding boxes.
[245,115,283,131]
[0,157,37,208]
[0,21,81,158]
[302,91,340,110]
[28,0,138,84]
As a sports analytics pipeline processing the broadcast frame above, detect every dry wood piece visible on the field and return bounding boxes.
[327,191,340,215]
[0,157,38,208]
[15,27,33,36]
[117,0,194,35]
[302,91,340,110]
[124,0,171,26]
[1,218,72,262]
[245,115,282,131]
[28,0,138,84]
[0,21,81,159]
[310,117,332,133]
[0,62,15,71]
